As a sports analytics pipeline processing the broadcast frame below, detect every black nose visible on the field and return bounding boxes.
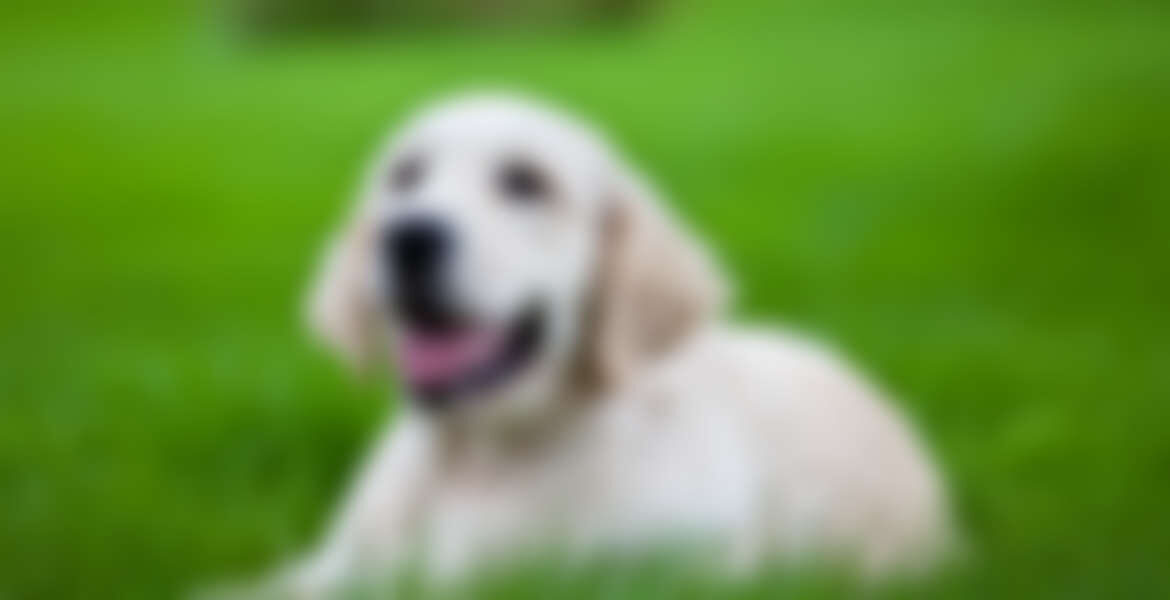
[383,217,451,284]
[381,217,455,328]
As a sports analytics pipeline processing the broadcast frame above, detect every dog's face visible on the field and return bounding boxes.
[372,100,609,416]
[309,95,725,427]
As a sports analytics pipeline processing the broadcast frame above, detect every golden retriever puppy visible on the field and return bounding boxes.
[286,93,952,595]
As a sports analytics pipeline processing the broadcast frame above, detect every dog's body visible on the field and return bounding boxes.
[288,94,950,594]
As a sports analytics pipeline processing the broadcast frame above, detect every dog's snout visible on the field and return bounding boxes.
[382,217,457,328]
[384,217,451,282]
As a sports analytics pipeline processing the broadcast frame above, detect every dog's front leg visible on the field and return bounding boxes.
[278,414,436,598]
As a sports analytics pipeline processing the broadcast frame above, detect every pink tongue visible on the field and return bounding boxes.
[397,328,501,386]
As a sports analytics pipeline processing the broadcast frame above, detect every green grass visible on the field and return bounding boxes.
[1,2,1168,598]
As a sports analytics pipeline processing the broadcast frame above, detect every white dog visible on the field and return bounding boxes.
[287,93,952,595]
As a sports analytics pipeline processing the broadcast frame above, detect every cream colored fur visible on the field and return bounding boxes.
[284,93,953,596]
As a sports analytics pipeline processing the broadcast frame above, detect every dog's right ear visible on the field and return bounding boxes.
[305,184,384,371]
[581,168,729,391]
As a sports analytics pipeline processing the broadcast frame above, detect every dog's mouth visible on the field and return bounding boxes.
[395,304,544,408]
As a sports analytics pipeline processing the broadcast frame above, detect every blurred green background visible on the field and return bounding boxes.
[2,0,1168,597]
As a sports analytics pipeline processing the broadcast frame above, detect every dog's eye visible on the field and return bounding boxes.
[499,161,550,203]
[391,156,425,193]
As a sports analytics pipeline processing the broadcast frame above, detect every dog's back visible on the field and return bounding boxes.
[595,323,954,573]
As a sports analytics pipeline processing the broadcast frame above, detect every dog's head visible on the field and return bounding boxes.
[308,94,726,426]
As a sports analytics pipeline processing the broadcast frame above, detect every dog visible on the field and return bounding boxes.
[284,93,952,595]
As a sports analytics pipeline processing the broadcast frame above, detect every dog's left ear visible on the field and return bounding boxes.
[305,185,385,371]
[582,167,729,391]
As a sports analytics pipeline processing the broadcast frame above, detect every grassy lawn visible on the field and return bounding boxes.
[1,2,1168,597]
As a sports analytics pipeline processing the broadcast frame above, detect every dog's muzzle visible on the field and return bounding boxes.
[381,216,458,331]
[379,216,546,409]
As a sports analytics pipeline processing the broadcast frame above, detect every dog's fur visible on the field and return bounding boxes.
[288,94,951,594]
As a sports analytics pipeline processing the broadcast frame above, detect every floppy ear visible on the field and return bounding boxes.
[583,169,729,390]
[305,186,385,371]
